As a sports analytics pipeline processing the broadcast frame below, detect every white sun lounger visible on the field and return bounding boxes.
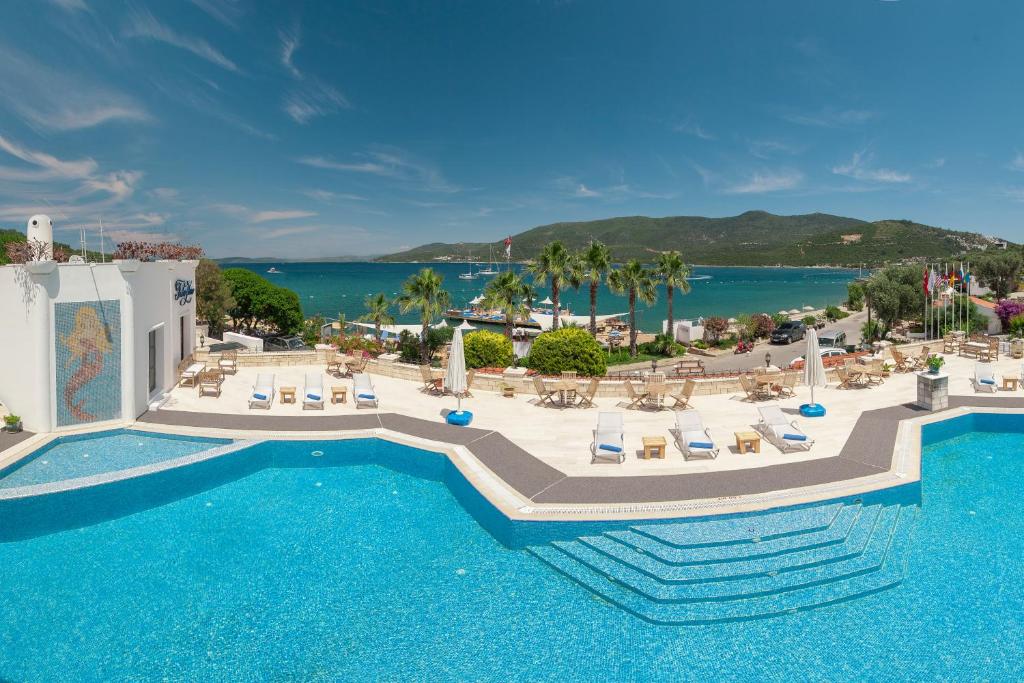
[303,372,324,410]
[973,362,998,393]
[591,412,625,463]
[353,373,379,409]
[249,373,275,409]
[674,410,719,460]
[756,405,814,453]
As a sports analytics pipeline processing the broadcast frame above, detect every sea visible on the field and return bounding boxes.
[226,262,860,332]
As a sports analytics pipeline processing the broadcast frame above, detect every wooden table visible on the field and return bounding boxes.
[550,379,579,406]
[644,384,668,408]
[734,430,761,454]
[331,386,348,403]
[280,386,296,404]
[642,436,667,459]
[1002,377,1020,391]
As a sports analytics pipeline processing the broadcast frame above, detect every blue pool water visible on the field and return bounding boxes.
[0,420,1021,680]
[0,430,231,489]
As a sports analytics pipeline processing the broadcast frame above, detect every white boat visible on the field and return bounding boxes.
[477,246,499,275]
[267,267,282,274]
[458,255,478,280]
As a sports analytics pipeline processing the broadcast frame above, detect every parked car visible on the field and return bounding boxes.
[770,321,806,344]
[264,335,308,352]
[789,348,848,368]
[817,330,847,349]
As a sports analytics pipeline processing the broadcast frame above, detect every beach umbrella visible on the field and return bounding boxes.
[778,310,788,315]
[788,308,801,315]
[458,320,475,331]
[539,296,553,306]
[727,317,738,324]
[445,327,468,413]
[800,328,828,417]
[802,305,815,311]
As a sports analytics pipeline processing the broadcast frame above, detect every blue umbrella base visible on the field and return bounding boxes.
[446,410,474,426]
[799,403,826,418]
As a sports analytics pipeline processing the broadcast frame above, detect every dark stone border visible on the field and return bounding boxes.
[137,398,1024,506]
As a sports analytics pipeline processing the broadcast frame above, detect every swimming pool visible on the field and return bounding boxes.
[0,415,1020,680]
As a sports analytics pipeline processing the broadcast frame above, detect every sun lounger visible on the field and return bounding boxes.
[973,362,998,393]
[353,373,379,408]
[249,373,275,409]
[533,376,557,407]
[756,405,814,453]
[590,412,626,463]
[303,372,324,410]
[674,410,718,460]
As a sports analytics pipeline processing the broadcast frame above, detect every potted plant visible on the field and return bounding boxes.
[3,414,22,433]
[926,355,945,374]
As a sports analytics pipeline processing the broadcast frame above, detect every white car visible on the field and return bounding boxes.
[789,348,847,368]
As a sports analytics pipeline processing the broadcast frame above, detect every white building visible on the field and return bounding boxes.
[0,216,197,432]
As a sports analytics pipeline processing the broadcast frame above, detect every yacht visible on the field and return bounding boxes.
[458,255,478,280]
[477,246,499,276]
[266,267,282,274]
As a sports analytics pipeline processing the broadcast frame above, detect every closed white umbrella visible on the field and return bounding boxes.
[800,328,828,417]
[445,327,468,414]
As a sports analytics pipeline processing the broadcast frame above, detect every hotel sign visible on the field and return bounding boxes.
[174,279,195,306]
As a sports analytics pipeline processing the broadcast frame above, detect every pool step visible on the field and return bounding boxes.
[528,503,918,625]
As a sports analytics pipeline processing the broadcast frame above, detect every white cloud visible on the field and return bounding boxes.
[82,170,144,202]
[258,226,320,240]
[783,108,877,128]
[1008,153,1024,171]
[0,135,98,180]
[251,209,316,223]
[723,169,804,194]
[284,81,351,124]
[149,187,179,200]
[302,189,367,202]
[998,187,1024,202]
[575,183,600,198]
[748,139,801,159]
[48,0,89,11]
[189,0,243,29]
[672,118,715,140]
[124,9,238,72]
[832,150,912,183]
[280,26,302,79]
[298,147,461,193]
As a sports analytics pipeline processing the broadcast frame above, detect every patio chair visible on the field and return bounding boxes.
[303,372,325,410]
[353,373,379,408]
[327,354,347,377]
[576,378,600,408]
[533,376,557,407]
[890,348,912,373]
[346,354,369,375]
[674,410,718,460]
[739,374,770,401]
[420,364,443,394]
[973,362,998,393]
[198,369,223,398]
[772,372,798,398]
[218,350,237,375]
[668,379,696,410]
[943,335,958,354]
[465,369,476,398]
[624,380,650,410]
[756,405,814,453]
[590,412,626,463]
[835,365,863,390]
[248,373,275,409]
[915,346,930,369]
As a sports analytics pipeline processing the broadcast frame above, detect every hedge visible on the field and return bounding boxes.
[527,327,607,376]
[463,330,514,369]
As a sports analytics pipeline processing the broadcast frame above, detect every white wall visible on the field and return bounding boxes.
[223,331,263,353]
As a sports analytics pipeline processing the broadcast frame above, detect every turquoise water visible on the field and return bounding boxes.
[227,262,859,331]
[0,430,230,489]
[0,422,1020,680]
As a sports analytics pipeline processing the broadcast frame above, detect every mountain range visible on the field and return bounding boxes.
[376,211,1006,267]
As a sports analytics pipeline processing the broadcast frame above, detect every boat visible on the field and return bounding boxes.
[477,246,499,276]
[266,267,282,274]
[458,256,478,280]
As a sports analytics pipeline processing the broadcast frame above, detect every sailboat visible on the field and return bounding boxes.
[458,254,478,280]
[477,246,499,276]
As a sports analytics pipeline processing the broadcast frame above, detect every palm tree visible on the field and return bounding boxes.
[528,241,579,331]
[358,292,394,341]
[656,251,691,337]
[607,259,658,356]
[577,241,612,336]
[482,270,530,338]
[396,268,451,362]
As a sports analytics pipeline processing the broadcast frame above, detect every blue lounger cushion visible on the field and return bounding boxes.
[252,392,267,401]
[598,443,623,453]
[688,441,715,450]
[783,433,807,441]
[979,378,995,385]
[306,393,321,401]
[357,393,376,400]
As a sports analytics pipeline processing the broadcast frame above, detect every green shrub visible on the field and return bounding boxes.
[802,315,817,327]
[527,327,607,376]
[825,305,849,321]
[846,282,864,311]
[397,326,453,364]
[463,330,514,369]
[770,313,790,328]
[1009,314,1024,339]
[692,340,708,350]
[638,333,687,357]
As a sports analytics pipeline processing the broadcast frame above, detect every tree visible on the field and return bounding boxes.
[196,259,235,338]
[973,251,1024,300]
[607,259,657,356]
[529,241,579,331]
[577,241,612,335]
[359,293,395,340]
[223,268,303,334]
[463,330,514,368]
[656,250,691,337]
[846,282,865,311]
[481,270,530,338]
[864,265,923,339]
[396,268,451,362]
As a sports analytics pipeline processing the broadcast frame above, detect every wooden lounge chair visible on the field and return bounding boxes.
[420,364,443,394]
[576,378,600,408]
[218,350,237,375]
[668,379,696,410]
[590,412,626,463]
[198,369,223,398]
[674,410,718,460]
[624,380,650,410]
[353,373,379,408]
[249,373,275,409]
[756,405,814,453]
[533,376,557,407]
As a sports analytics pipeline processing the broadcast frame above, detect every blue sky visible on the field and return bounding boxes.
[1,0,1023,258]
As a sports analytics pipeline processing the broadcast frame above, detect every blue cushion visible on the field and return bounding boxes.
[306,393,321,401]
[252,392,267,401]
[357,393,376,400]
[598,443,623,453]
[688,441,714,450]
[783,433,807,441]
[979,378,995,385]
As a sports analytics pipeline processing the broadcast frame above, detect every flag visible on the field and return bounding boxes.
[503,235,512,259]
[923,266,930,294]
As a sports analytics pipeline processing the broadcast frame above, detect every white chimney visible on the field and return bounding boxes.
[26,214,53,260]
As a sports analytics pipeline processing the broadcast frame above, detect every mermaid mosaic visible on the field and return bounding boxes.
[55,301,121,426]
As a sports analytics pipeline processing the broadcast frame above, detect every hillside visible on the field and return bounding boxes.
[376,211,1004,266]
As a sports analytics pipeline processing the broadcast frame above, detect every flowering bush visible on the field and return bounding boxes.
[994,299,1024,330]
[750,313,775,338]
[702,316,729,344]
[112,241,204,261]
[5,239,68,263]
